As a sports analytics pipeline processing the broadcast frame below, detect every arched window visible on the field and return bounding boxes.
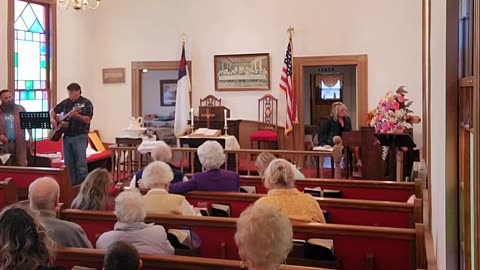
[9,0,56,139]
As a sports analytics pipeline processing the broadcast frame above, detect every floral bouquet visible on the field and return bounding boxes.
[368,86,421,134]
[367,86,421,159]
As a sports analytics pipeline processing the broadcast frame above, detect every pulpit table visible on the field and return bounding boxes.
[188,119,241,141]
[179,135,240,172]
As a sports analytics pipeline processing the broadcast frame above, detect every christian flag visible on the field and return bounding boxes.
[173,43,191,137]
[280,37,297,136]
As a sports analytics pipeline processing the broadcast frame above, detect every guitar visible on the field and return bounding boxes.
[48,104,85,142]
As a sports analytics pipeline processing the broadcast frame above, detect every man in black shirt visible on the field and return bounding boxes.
[50,83,94,185]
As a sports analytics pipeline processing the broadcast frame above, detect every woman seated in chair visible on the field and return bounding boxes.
[169,141,240,195]
[318,102,362,168]
[254,158,326,223]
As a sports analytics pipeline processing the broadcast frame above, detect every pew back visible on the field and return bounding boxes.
[0,166,73,207]
[240,176,418,202]
[55,247,329,270]
[0,178,18,209]
[59,209,421,270]
[186,191,419,228]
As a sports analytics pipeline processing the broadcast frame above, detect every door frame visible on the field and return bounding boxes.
[293,55,368,151]
[131,61,192,117]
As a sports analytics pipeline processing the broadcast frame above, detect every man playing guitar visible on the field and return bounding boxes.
[50,83,94,185]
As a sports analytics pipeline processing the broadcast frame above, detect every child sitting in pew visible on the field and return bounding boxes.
[254,159,326,223]
[71,168,115,211]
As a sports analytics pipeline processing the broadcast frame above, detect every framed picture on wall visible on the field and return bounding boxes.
[160,80,177,106]
[214,53,270,91]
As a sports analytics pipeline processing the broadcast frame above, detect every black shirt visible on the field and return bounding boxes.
[54,96,94,136]
[318,116,352,146]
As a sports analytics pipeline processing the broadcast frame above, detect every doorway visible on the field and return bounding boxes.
[293,55,368,152]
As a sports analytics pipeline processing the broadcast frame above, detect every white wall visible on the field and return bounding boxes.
[82,0,422,143]
[142,70,177,117]
[0,0,8,90]
[430,0,446,269]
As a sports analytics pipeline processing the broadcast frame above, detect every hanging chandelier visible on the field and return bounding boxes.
[58,0,101,11]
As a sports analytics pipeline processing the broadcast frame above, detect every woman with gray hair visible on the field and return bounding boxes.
[169,140,239,195]
[255,158,326,223]
[96,190,175,255]
[129,140,187,189]
[235,203,293,270]
[141,161,198,216]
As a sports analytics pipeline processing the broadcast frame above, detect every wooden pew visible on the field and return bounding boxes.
[0,166,73,207]
[59,209,424,270]
[185,191,421,228]
[240,175,421,202]
[55,247,330,270]
[0,178,18,209]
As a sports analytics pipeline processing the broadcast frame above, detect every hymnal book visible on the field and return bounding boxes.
[312,145,334,152]
[211,203,231,217]
[167,229,194,249]
[303,187,323,197]
[290,239,307,258]
[240,185,257,194]
[194,207,209,216]
[190,128,221,137]
[322,189,342,198]
[306,238,335,260]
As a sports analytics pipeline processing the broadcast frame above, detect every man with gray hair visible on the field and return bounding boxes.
[28,176,92,248]
[169,140,239,195]
[129,140,187,189]
[97,190,174,254]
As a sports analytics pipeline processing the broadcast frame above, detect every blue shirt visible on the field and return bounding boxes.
[4,113,15,141]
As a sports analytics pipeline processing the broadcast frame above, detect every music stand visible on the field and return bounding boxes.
[375,133,416,181]
[19,112,51,166]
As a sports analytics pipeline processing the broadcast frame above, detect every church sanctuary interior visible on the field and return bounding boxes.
[0,0,476,269]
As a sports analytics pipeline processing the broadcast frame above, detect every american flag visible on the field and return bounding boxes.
[280,38,297,135]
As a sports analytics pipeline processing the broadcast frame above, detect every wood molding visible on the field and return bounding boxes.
[293,55,368,152]
[131,61,192,118]
[0,178,19,205]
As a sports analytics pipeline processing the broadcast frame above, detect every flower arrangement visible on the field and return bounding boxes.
[367,86,421,133]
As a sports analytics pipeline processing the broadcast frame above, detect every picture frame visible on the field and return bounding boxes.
[214,53,270,91]
[160,79,178,107]
[102,68,125,83]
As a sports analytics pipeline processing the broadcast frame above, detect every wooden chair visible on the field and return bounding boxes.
[250,94,279,149]
[200,95,222,107]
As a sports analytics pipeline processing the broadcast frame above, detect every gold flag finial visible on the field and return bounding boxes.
[182,33,186,44]
[287,27,295,36]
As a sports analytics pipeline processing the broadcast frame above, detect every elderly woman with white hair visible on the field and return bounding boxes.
[235,203,293,270]
[129,140,187,189]
[141,161,198,216]
[169,140,240,195]
[255,158,326,223]
[96,190,174,255]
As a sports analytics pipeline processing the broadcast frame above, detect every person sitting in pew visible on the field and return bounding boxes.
[97,190,174,255]
[235,203,293,270]
[255,151,305,179]
[104,241,143,270]
[28,177,93,248]
[255,159,326,223]
[141,161,198,216]
[130,141,187,189]
[71,168,115,211]
[0,205,65,270]
[169,140,240,194]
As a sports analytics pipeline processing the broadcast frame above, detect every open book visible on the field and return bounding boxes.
[306,238,335,260]
[190,128,221,137]
[211,203,231,217]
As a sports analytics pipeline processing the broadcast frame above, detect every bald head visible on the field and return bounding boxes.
[28,177,60,211]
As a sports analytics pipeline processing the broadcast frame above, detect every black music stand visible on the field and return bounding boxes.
[375,133,416,181]
[19,112,51,166]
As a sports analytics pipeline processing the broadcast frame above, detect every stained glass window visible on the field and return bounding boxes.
[14,0,50,139]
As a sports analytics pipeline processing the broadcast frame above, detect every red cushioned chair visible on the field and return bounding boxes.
[250,94,278,149]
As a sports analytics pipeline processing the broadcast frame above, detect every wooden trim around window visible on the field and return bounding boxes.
[131,61,192,117]
[293,54,368,152]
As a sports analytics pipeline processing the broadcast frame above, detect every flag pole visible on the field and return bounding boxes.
[287,27,296,151]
